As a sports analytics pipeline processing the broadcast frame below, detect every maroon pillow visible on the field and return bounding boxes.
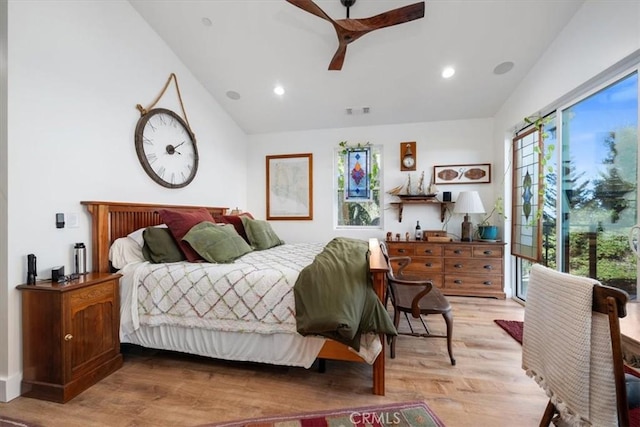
[214,213,254,244]
[158,208,216,262]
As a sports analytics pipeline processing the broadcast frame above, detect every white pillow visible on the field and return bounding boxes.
[127,224,168,247]
[109,237,145,269]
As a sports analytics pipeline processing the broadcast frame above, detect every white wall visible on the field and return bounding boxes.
[493,0,640,298]
[0,0,8,402]
[1,0,248,401]
[247,118,498,244]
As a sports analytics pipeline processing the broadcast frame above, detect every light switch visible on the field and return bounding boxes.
[66,212,79,228]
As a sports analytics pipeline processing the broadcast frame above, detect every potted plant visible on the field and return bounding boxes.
[477,197,506,240]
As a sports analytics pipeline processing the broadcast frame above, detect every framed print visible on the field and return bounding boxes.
[433,163,491,184]
[266,153,313,220]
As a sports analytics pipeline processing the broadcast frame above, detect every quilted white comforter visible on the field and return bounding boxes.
[119,242,325,337]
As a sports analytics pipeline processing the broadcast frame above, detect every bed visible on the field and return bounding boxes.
[81,201,390,395]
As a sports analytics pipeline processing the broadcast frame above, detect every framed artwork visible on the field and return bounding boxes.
[266,153,313,220]
[433,163,491,184]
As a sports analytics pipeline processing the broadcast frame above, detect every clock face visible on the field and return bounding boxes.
[402,155,415,168]
[134,108,199,188]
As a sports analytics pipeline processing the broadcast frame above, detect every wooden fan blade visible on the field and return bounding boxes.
[355,2,425,31]
[328,43,347,70]
[285,0,335,23]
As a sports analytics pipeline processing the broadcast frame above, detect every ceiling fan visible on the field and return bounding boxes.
[286,0,425,71]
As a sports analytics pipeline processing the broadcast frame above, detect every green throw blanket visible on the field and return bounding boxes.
[294,237,397,351]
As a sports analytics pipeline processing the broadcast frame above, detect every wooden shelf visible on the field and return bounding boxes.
[390,199,453,222]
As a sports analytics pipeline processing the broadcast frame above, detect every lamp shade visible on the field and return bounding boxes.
[453,191,485,214]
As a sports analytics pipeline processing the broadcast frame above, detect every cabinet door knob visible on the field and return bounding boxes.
[64,334,73,341]
[454,264,463,268]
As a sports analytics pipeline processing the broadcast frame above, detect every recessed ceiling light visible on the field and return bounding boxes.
[493,61,515,75]
[226,90,241,100]
[273,85,285,96]
[442,66,455,79]
[201,17,212,26]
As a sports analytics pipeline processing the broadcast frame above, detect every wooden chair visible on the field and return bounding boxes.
[380,243,455,365]
[523,264,640,426]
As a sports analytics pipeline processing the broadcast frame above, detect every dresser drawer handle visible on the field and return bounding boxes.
[454,280,462,284]
[454,250,462,254]
[454,264,463,268]
[423,250,433,254]
[64,334,73,341]
[398,249,406,253]
[483,250,493,255]
[425,263,432,267]
[483,281,493,286]
[484,265,493,270]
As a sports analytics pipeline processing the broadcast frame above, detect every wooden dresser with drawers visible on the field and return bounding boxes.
[385,240,506,299]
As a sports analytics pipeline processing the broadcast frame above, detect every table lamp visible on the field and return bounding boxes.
[453,191,485,241]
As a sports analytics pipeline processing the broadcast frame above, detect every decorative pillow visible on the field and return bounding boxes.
[109,237,145,269]
[214,212,254,244]
[127,224,168,247]
[240,216,284,250]
[158,208,216,262]
[182,222,253,263]
[142,227,185,264]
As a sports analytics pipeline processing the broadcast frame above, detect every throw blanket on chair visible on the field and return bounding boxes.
[294,237,397,351]
[522,264,617,426]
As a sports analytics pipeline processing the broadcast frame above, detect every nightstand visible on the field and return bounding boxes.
[17,272,123,403]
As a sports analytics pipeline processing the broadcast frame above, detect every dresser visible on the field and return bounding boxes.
[385,240,506,299]
[17,273,123,403]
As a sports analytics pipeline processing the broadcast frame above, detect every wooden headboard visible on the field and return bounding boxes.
[81,201,228,273]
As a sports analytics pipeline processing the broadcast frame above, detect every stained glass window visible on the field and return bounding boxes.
[345,148,371,201]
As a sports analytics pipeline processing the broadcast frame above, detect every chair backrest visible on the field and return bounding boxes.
[523,264,629,426]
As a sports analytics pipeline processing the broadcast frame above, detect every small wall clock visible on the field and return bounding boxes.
[134,108,199,188]
[400,141,416,171]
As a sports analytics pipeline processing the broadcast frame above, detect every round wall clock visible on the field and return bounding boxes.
[134,108,199,188]
[400,141,417,171]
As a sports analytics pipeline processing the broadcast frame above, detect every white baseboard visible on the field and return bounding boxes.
[0,372,21,402]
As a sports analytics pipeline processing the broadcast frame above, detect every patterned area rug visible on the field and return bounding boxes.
[204,401,445,427]
[494,319,523,344]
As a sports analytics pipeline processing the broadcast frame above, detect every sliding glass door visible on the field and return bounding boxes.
[515,70,638,300]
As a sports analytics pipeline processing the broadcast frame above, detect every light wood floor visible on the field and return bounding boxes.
[0,297,548,427]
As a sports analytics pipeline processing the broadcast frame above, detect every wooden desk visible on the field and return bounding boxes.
[621,301,640,368]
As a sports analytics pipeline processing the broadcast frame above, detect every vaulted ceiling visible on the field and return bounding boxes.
[129,0,584,135]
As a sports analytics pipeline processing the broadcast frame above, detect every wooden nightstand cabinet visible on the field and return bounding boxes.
[385,240,505,299]
[17,273,123,403]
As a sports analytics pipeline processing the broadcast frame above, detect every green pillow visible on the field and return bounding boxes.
[182,222,253,263]
[240,217,284,250]
[142,227,186,263]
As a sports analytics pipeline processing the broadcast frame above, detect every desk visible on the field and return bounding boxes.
[621,301,640,368]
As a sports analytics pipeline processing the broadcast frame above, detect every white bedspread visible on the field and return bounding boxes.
[120,242,324,337]
[118,242,382,368]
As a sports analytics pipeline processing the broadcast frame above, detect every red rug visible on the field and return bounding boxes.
[205,401,445,427]
[495,318,640,425]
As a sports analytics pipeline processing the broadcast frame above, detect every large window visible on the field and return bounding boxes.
[515,70,638,300]
[335,145,382,228]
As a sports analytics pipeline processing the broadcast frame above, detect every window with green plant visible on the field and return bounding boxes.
[335,142,382,228]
